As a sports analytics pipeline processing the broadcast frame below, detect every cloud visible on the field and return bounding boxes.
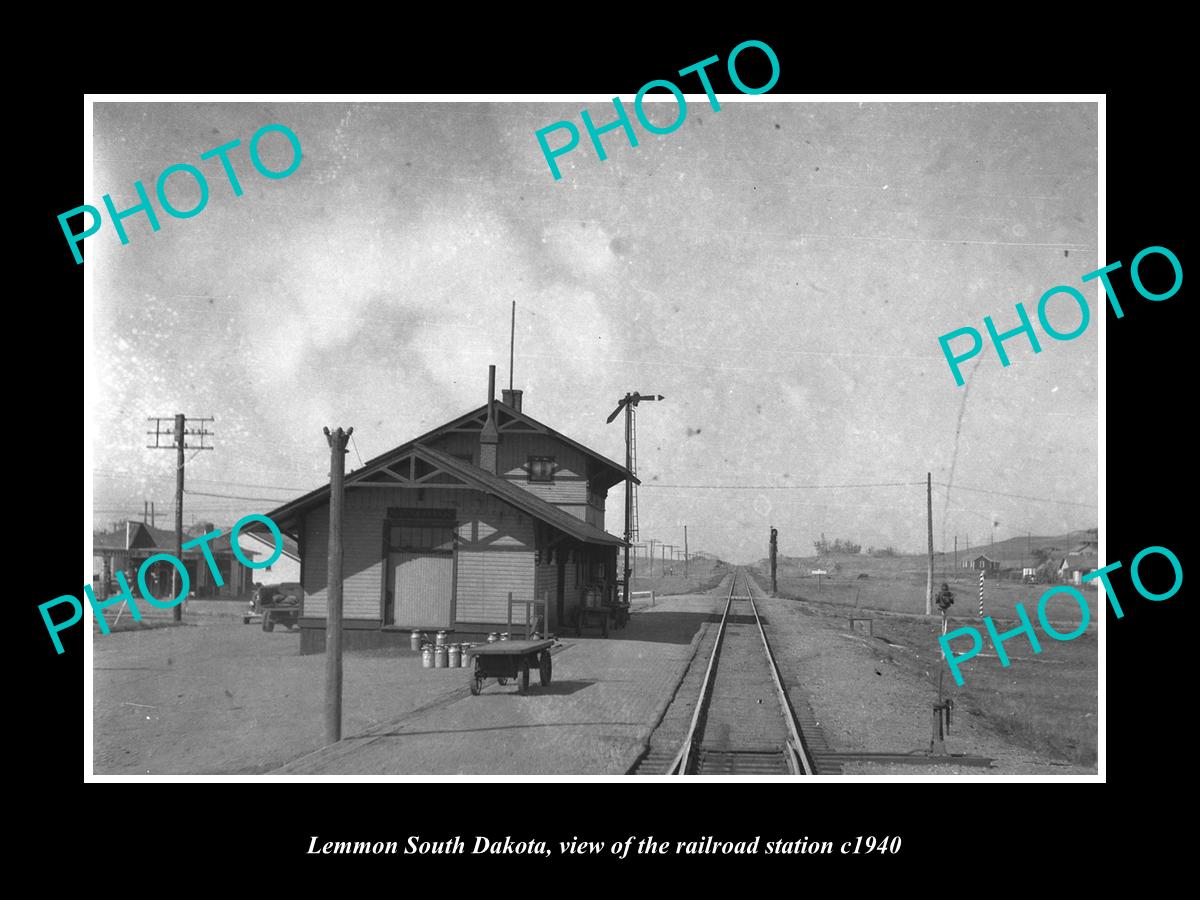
[231,197,620,451]
[540,221,617,279]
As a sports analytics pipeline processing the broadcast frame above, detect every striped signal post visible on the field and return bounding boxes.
[978,570,985,617]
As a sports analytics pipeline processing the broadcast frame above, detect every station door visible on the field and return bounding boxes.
[385,520,455,628]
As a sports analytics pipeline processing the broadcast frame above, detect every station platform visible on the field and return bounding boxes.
[276,592,723,775]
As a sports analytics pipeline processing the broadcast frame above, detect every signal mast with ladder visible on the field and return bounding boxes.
[606,392,663,607]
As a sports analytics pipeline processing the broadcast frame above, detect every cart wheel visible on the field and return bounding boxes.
[469,672,482,696]
[517,660,530,695]
[498,677,508,686]
[242,617,250,625]
[262,613,274,632]
[539,651,552,687]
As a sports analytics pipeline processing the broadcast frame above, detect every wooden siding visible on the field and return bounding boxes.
[303,486,536,627]
[533,555,560,631]
[389,553,453,627]
[456,549,534,624]
[426,422,613,531]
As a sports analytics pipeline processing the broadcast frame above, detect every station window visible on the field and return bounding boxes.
[528,456,556,483]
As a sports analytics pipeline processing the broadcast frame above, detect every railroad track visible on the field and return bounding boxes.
[632,569,820,776]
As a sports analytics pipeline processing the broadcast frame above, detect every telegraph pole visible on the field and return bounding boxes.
[174,415,185,619]
[926,472,934,616]
[684,525,688,577]
[324,426,353,744]
[147,414,213,621]
[769,526,778,594]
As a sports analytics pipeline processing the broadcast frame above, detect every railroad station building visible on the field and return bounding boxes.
[264,372,633,653]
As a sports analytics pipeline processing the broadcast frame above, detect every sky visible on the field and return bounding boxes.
[90,100,1098,563]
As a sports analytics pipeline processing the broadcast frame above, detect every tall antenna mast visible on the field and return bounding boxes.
[509,301,515,392]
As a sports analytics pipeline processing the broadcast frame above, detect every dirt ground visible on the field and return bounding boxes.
[765,556,1101,624]
[758,592,1097,775]
[93,578,1097,776]
[93,599,468,774]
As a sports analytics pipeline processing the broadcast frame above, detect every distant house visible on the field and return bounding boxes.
[1059,553,1098,586]
[238,530,301,584]
[92,520,255,599]
[964,554,1000,573]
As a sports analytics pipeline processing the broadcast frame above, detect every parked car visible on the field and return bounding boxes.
[245,582,302,631]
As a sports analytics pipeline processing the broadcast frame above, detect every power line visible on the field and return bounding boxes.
[934,481,1094,508]
[184,489,295,503]
[94,471,312,492]
[640,480,924,490]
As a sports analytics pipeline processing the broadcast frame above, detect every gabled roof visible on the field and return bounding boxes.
[263,440,625,548]
[261,399,635,538]
[93,520,252,555]
[405,401,636,491]
[414,445,624,547]
[240,529,301,560]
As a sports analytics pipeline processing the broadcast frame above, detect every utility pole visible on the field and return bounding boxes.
[926,472,934,616]
[323,425,353,745]
[769,526,778,594]
[684,525,688,577]
[147,414,213,621]
[151,501,155,528]
[954,534,958,573]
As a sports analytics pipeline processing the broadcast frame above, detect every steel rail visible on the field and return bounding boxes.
[667,571,737,775]
[744,572,818,776]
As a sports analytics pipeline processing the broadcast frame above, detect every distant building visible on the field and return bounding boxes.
[964,554,1001,573]
[238,530,301,584]
[92,520,255,599]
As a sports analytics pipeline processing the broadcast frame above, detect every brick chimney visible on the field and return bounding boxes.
[501,388,523,413]
[480,365,499,473]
